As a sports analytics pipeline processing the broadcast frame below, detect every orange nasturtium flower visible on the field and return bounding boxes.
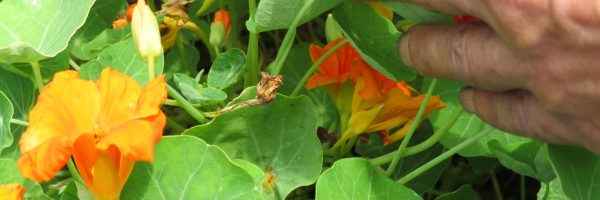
[17,68,167,200]
[0,184,25,200]
[306,38,445,149]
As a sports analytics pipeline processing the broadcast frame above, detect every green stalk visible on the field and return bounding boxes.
[370,106,463,166]
[147,57,155,81]
[290,40,348,97]
[9,119,29,126]
[491,172,504,200]
[30,61,44,92]
[386,79,438,175]
[541,182,549,200]
[67,159,84,186]
[69,58,80,71]
[245,0,260,87]
[271,0,316,75]
[167,85,207,124]
[520,175,526,200]
[397,127,492,184]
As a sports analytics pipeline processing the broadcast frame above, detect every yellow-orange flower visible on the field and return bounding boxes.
[306,38,445,149]
[0,184,24,200]
[17,68,167,200]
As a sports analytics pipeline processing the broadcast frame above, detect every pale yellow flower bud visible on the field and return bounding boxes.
[131,0,162,63]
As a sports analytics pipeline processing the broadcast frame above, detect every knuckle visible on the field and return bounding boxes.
[448,26,473,80]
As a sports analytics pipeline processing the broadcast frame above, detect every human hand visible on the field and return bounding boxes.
[397,0,600,153]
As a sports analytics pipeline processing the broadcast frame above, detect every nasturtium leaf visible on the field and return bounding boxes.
[70,0,127,60]
[59,181,78,200]
[252,0,343,32]
[0,92,13,153]
[547,145,600,200]
[183,92,322,199]
[207,48,247,89]
[279,43,339,131]
[316,158,421,200]
[0,159,50,200]
[435,185,480,200]
[94,37,165,85]
[333,1,416,82]
[78,59,102,80]
[174,73,227,105]
[488,140,555,182]
[71,27,130,60]
[423,78,531,157]
[0,67,35,159]
[382,2,453,24]
[0,0,95,63]
[164,40,200,80]
[121,136,261,200]
[7,50,69,81]
[537,179,568,200]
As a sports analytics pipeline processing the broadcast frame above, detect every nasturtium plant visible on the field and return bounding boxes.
[0,0,598,199]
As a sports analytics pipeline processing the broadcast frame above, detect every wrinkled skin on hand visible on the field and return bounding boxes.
[397,0,600,154]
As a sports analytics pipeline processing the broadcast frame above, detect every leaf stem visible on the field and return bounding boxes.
[183,21,217,60]
[385,78,438,175]
[290,40,348,97]
[491,172,504,200]
[244,0,260,87]
[67,159,84,186]
[541,182,550,200]
[397,127,492,184]
[9,119,29,126]
[520,175,526,200]
[370,106,463,166]
[271,0,316,75]
[167,84,207,124]
[69,58,80,71]
[30,61,44,92]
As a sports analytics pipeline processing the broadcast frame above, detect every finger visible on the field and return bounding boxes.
[399,24,531,91]
[460,88,576,146]
[396,0,489,17]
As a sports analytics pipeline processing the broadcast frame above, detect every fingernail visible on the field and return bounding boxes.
[460,87,475,113]
[398,31,414,68]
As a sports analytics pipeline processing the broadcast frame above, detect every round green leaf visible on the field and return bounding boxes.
[174,73,227,105]
[0,0,95,63]
[183,93,323,199]
[0,91,13,152]
[547,145,600,200]
[316,158,421,200]
[0,67,35,159]
[0,158,50,200]
[252,0,343,32]
[207,48,247,90]
[91,37,165,85]
[423,78,531,157]
[488,140,555,182]
[121,136,261,200]
[333,1,416,82]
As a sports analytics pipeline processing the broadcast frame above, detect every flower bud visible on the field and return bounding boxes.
[210,9,230,48]
[325,14,344,43]
[131,0,162,62]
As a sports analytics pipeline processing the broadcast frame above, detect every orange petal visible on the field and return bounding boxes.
[97,119,156,161]
[0,184,25,200]
[96,68,142,130]
[18,70,101,182]
[88,146,127,200]
[135,75,167,118]
[72,134,99,189]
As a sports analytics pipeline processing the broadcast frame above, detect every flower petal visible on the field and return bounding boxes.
[18,70,101,182]
[135,75,167,118]
[96,68,143,130]
[97,119,157,161]
[0,183,25,200]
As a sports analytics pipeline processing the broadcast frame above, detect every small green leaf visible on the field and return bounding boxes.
[547,145,600,200]
[59,181,78,200]
[94,37,165,85]
[383,2,453,24]
[207,48,247,89]
[78,60,102,81]
[121,136,261,199]
[0,0,95,63]
[537,179,568,200]
[0,91,13,153]
[316,158,422,200]
[0,158,51,200]
[183,93,323,199]
[435,185,480,200]
[333,1,416,82]
[71,28,130,60]
[174,73,227,105]
[252,0,343,32]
